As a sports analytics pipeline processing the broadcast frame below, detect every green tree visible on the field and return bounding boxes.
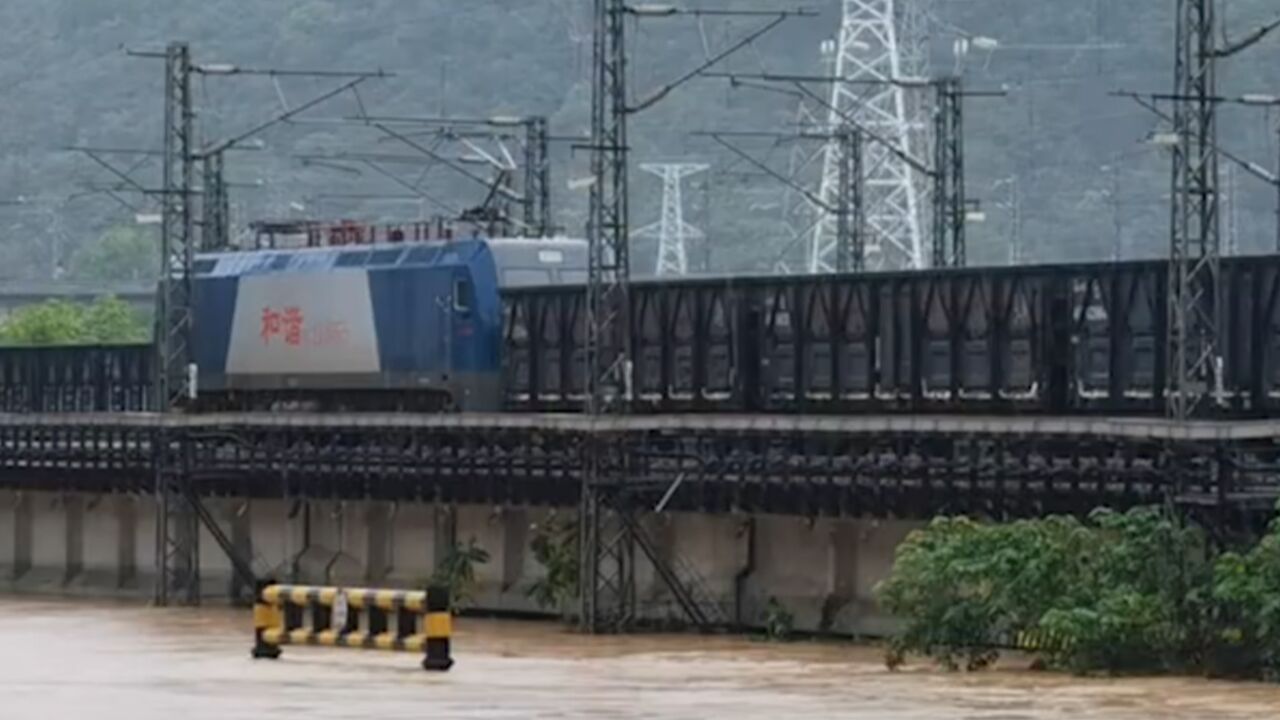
[83,295,151,343]
[0,299,87,345]
[876,508,1215,675]
[68,225,158,283]
[0,296,149,345]
[1211,507,1280,680]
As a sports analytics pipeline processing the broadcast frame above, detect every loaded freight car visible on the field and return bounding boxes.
[190,236,586,412]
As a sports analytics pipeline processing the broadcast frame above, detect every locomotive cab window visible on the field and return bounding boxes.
[453,277,473,314]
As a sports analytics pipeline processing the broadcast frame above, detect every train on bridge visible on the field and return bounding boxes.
[2,240,1280,418]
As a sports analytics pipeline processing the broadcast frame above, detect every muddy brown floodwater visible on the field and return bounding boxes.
[1,598,1278,719]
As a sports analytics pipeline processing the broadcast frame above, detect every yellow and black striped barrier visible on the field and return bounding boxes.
[251,579,453,671]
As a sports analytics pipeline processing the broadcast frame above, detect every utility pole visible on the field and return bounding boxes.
[201,150,229,251]
[580,1,800,633]
[932,76,965,267]
[1167,0,1221,420]
[157,42,197,412]
[633,163,708,276]
[835,126,864,271]
[129,44,387,607]
[1224,163,1238,255]
[156,40,198,607]
[581,0,634,633]
[524,116,552,236]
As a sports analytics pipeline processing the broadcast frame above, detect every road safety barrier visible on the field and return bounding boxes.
[251,579,453,671]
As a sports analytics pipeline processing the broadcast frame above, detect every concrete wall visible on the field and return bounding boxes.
[0,490,922,635]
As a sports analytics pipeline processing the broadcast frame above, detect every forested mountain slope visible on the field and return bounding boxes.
[0,0,1276,279]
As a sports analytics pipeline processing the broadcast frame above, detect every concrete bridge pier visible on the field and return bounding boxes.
[0,491,921,635]
[629,513,922,635]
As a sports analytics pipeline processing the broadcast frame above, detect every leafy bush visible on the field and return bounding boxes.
[762,596,795,641]
[430,538,490,613]
[1036,508,1208,674]
[875,506,1275,677]
[1210,515,1280,679]
[877,515,1095,670]
[527,514,579,614]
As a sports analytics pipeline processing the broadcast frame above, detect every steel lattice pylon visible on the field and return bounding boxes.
[581,0,635,633]
[155,41,199,606]
[634,163,707,276]
[157,41,196,410]
[1167,0,1222,419]
[811,0,927,272]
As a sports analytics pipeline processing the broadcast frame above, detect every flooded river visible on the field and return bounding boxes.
[1,598,1277,719]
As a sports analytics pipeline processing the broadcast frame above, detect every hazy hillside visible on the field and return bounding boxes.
[0,0,1276,279]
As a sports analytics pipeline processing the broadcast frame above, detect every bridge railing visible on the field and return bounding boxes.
[3,256,1280,417]
[0,343,153,412]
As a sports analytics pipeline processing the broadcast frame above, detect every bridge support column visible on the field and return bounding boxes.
[822,522,858,633]
[20,492,68,590]
[387,503,434,587]
[73,494,140,594]
[450,505,530,610]
[294,501,365,587]
[499,507,529,596]
[365,502,392,586]
[63,494,84,586]
[0,490,31,582]
[115,495,138,590]
[433,504,457,570]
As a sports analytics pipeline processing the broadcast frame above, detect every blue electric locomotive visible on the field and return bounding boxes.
[191,236,585,411]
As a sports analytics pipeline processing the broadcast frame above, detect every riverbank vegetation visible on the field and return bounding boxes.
[0,296,149,345]
[876,506,1280,680]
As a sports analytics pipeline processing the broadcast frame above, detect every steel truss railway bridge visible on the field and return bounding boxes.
[1,257,1279,622]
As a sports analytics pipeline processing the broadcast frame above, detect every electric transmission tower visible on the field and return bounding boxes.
[633,162,707,276]
[811,0,928,272]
